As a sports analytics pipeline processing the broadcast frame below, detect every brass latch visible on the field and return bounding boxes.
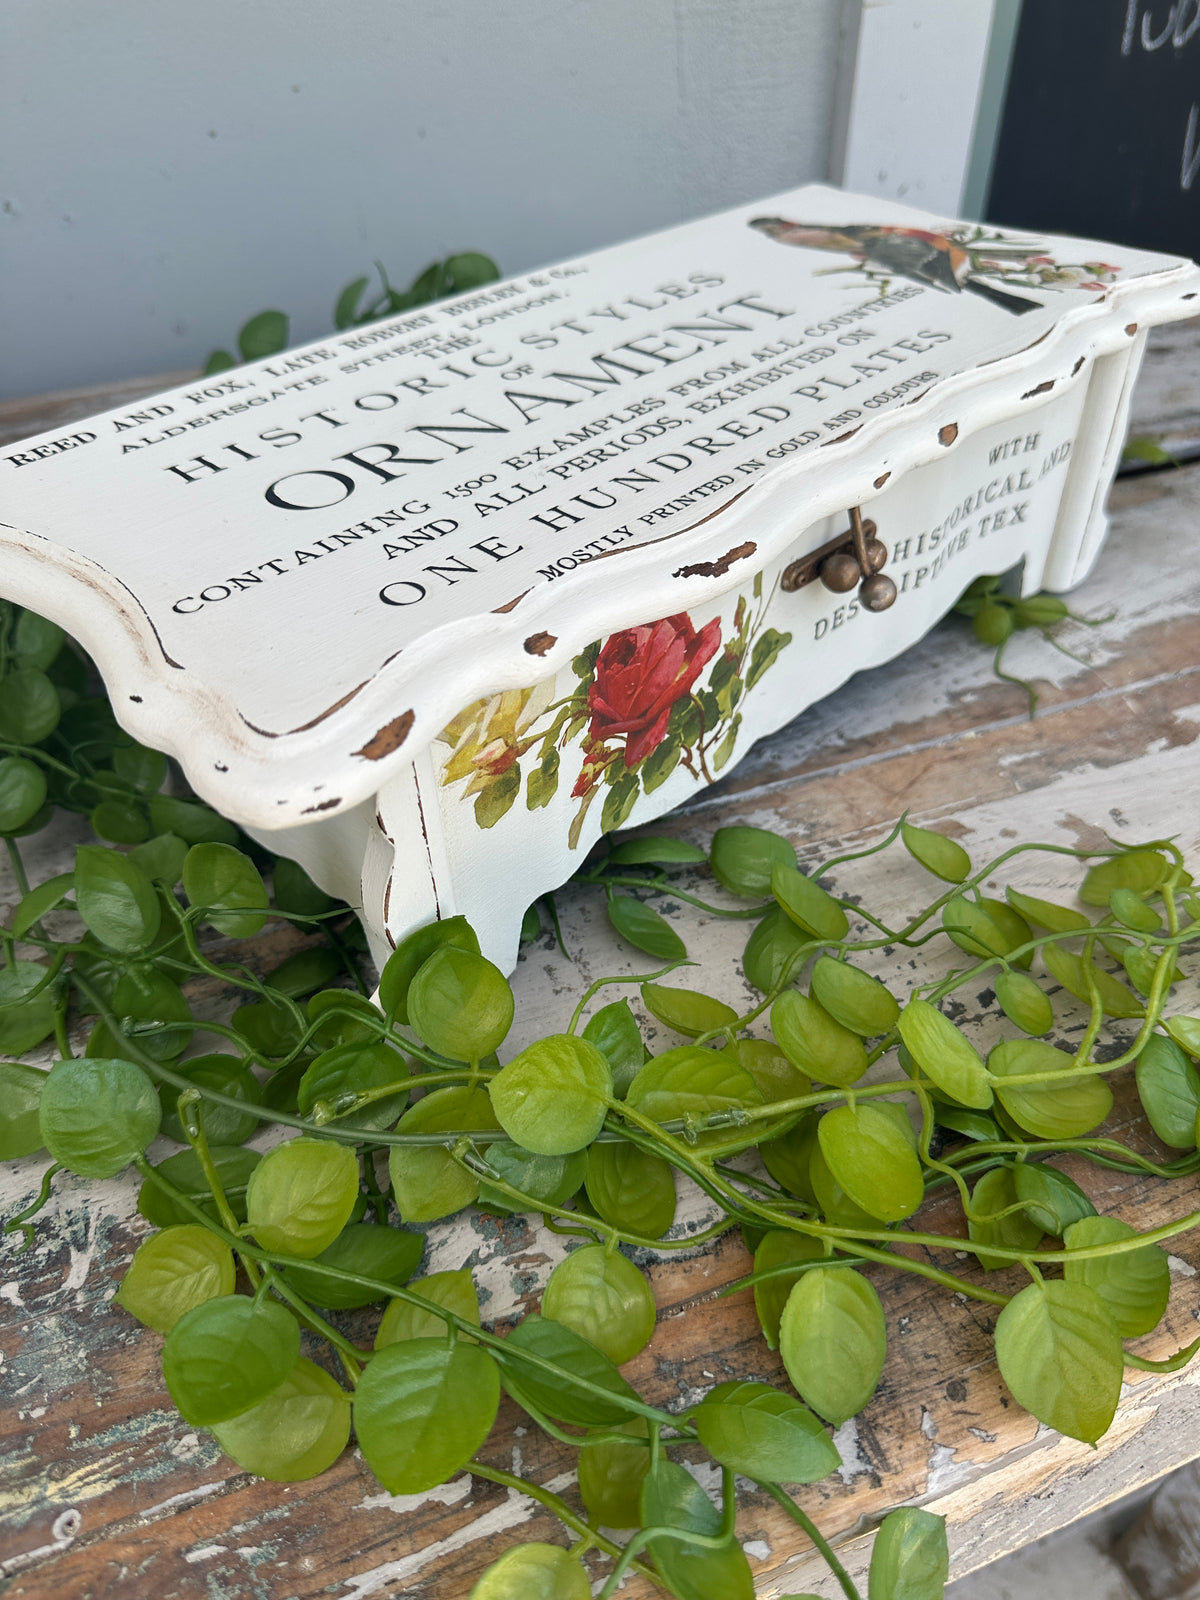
[780,506,897,612]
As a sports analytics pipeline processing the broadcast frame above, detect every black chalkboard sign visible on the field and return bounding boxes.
[988,0,1200,260]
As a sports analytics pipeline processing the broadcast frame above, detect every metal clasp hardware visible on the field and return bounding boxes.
[780,505,898,612]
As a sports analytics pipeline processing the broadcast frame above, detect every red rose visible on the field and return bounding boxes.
[585,612,722,768]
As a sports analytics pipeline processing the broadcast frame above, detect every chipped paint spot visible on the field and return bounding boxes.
[185,1544,229,1563]
[523,631,556,656]
[300,796,342,814]
[921,1406,973,1494]
[353,710,415,761]
[745,1539,772,1560]
[356,1476,473,1515]
[874,472,891,488]
[1022,380,1055,399]
[1169,1254,1197,1277]
[939,422,959,446]
[337,1472,576,1597]
[832,1418,873,1485]
[672,541,757,580]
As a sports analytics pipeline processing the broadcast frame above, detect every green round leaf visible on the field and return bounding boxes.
[238,309,290,361]
[39,1056,160,1177]
[129,831,189,887]
[577,1418,649,1529]
[148,794,239,847]
[695,1379,840,1485]
[0,959,59,1054]
[469,1543,591,1600]
[0,667,60,743]
[994,1279,1122,1444]
[897,999,992,1109]
[639,1457,754,1600]
[771,990,867,1087]
[182,842,269,939]
[711,825,796,897]
[388,1085,499,1222]
[376,1269,480,1347]
[13,610,64,670]
[542,1245,655,1366]
[163,1293,300,1425]
[1109,887,1161,933]
[306,989,386,1050]
[817,1104,924,1223]
[116,1224,236,1332]
[298,1040,409,1134]
[408,946,514,1061]
[246,1137,360,1258]
[12,871,73,939]
[734,1038,808,1107]
[941,896,1018,961]
[759,1113,819,1203]
[742,904,810,995]
[753,1230,827,1350]
[1081,849,1169,906]
[584,1141,676,1238]
[477,1141,587,1215]
[499,1313,639,1426]
[282,1222,422,1310]
[779,1268,887,1426]
[160,1053,261,1146]
[1012,1161,1096,1237]
[1136,1033,1200,1149]
[640,982,738,1039]
[378,915,480,1025]
[770,862,849,941]
[809,956,899,1037]
[1005,887,1090,935]
[606,895,686,960]
[273,856,338,917]
[607,835,707,866]
[74,844,161,951]
[1166,1015,1200,1057]
[0,1060,46,1159]
[901,821,971,884]
[211,1355,350,1481]
[582,1000,645,1098]
[967,1165,1044,1271]
[0,756,47,833]
[868,1507,949,1600]
[1063,1215,1170,1338]
[137,1145,261,1227]
[354,1338,499,1494]
[112,742,168,793]
[810,1144,880,1231]
[988,1039,1113,1139]
[625,1045,762,1153]
[1042,942,1143,1019]
[90,799,151,845]
[490,1034,611,1155]
[995,970,1054,1036]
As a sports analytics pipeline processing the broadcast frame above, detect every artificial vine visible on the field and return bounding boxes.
[2,597,1199,1600]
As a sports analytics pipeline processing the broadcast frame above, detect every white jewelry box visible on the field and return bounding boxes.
[3,184,1197,969]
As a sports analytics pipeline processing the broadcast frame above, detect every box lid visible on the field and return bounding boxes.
[2,183,1197,828]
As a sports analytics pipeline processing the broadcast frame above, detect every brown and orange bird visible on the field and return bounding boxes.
[749,219,1041,315]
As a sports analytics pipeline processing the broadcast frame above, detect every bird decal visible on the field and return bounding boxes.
[748,218,1118,317]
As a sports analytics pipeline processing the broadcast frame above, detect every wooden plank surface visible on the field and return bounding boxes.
[2,335,1199,1598]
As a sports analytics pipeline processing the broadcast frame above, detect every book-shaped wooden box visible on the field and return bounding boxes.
[3,185,1197,970]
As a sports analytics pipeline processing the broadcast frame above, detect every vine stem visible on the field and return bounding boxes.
[760,1480,864,1600]
[469,1462,663,1586]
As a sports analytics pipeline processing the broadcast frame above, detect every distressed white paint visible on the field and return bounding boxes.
[836,0,997,213]
[0,0,844,400]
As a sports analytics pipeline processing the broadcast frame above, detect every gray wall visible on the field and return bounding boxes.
[0,0,847,400]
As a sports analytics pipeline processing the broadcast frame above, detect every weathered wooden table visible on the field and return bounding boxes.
[2,325,1199,1598]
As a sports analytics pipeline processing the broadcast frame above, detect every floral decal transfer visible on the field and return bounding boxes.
[435,575,791,846]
